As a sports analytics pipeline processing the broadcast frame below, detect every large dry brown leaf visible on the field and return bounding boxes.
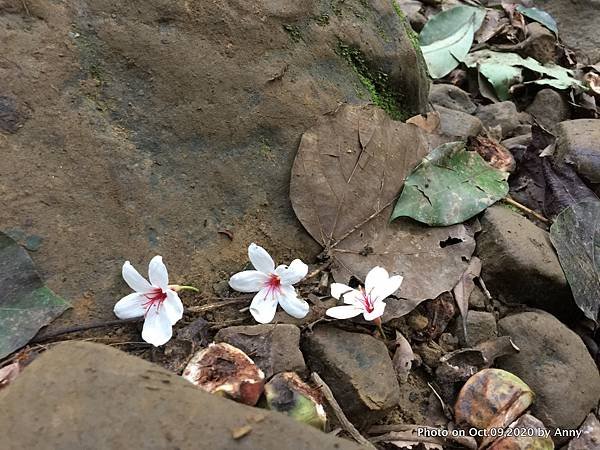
[290,105,476,308]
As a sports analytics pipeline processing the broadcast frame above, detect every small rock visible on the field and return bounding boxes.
[405,311,429,332]
[0,95,28,133]
[522,22,557,64]
[476,102,531,139]
[468,286,488,310]
[214,324,306,379]
[566,413,600,450]
[429,84,477,114]
[302,326,400,427]
[436,105,483,140]
[476,205,573,317]
[553,119,600,185]
[438,333,459,352]
[0,341,360,450]
[526,89,570,131]
[501,134,531,154]
[425,106,484,150]
[453,311,498,346]
[414,341,444,368]
[497,311,600,444]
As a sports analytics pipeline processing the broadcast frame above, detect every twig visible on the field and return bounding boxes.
[208,318,247,329]
[21,0,31,16]
[187,297,251,313]
[502,197,549,223]
[477,277,493,301]
[305,260,332,279]
[30,318,142,343]
[310,372,377,449]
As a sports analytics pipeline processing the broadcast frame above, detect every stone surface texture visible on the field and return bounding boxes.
[0,341,360,450]
[497,311,600,443]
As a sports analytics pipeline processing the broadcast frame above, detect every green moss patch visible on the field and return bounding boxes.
[337,43,407,120]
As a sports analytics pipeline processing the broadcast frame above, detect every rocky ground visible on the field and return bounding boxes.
[1,0,600,449]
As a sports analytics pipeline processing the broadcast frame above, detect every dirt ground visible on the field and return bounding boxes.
[0,0,427,334]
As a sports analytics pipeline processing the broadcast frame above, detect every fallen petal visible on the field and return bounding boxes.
[248,243,275,274]
[122,261,152,293]
[148,255,169,289]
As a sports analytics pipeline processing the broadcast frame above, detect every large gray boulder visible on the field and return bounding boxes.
[497,311,600,444]
[476,205,574,317]
[0,341,360,450]
[0,0,429,330]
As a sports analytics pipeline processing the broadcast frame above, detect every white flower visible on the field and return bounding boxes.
[229,243,309,323]
[326,266,403,322]
[113,256,184,347]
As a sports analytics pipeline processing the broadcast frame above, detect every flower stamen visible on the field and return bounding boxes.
[359,286,374,313]
[142,287,167,316]
[265,274,282,299]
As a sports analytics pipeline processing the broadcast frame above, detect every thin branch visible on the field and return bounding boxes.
[21,0,31,16]
[305,260,332,279]
[310,372,377,449]
[187,297,252,313]
[502,197,549,223]
[330,198,395,249]
[30,318,142,343]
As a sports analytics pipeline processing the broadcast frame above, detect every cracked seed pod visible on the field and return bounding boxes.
[488,414,554,450]
[264,372,326,430]
[182,342,264,406]
[455,368,534,448]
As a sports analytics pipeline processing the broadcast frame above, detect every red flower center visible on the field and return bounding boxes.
[359,287,374,313]
[142,287,167,315]
[264,274,282,298]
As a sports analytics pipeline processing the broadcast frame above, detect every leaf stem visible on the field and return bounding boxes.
[170,285,200,293]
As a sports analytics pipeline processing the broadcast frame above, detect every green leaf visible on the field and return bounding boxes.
[464,50,583,99]
[419,6,486,79]
[391,142,509,226]
[0,232,70,358]
[516,6,558,35]
[478,63,523,101]
[550,200,600,323]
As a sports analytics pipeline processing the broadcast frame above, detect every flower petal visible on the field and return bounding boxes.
[363,300,386,322]
[330,283,355,300]
[364,266,390,293]
[342,290,365,306]
[162,290,184,325]
[277,285,309,318]
[142,308,173,346]
[229,270,269,292]
[326,305,363,319]
[249,287,278,324]
[275,259,308,285]
[148,255,169,289]
[371,275,403,302]
[248,243,275,274]
[122,261,152,293]
[113,292,146,319]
